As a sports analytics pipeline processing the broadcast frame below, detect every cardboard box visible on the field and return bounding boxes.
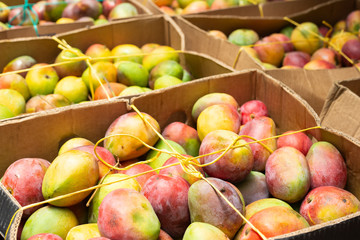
[1,70,360,239]
[0,14,235,123]
[139,0,329,17]
[320,78,360,140]
[0,0,151,39]
[0,14,184,68]
[177,0,360,115]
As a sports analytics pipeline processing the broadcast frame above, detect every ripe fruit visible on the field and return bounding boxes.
[300,186,360,225]
[25,63,59,97]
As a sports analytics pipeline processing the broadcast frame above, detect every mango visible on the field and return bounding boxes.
[66,223,101,240]
[146,139,186,171]
[300,186,360,225]
[183,222,230,240]
[1,158,50,217]
[42,150,99,207]
[199,130,253,183]
[98,188,160,239]
[197,104,241,141]
[234,171,269,205]
[265,147,310,203]
[244,198,293,223]
[188,177,245,239]
[192,92,239,121]
[21,205,78,240]
[142,46,179,72]
[306,141,347,189]
[236,206,309,239]
[291,22,322,55]
[88,173,141,223]
[162,122,200,157]
[239,116,277,171]
[142,174,190,238]
[104,112,160,160]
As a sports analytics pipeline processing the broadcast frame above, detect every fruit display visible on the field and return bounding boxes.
[146,0,318,16]
[0,0,147,31]
[1,71,360,239]
[0,46,231,119]
[205,9,360,70]
[0,15,232,121]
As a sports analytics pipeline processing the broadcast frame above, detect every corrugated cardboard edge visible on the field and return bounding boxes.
[320,81,346,120]
[288,0,356,25]
[135,0,330,17]
[320,78,360,140]
[273,209,360,239]
[163,14,185,51]
[0,183,22,240]
[125,0,153,15]
[181,50,236,72]
[57,14,186,51]
[0,21,94,40]
[134,0,163,14]
[267,67,360,116]
[186,0,330,17]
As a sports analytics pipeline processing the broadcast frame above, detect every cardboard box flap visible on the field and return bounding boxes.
[57,14,185,51]
[0,37,59,68]
[135,0,162,14]
[340,78,360,94]
[179,50,235,77]
[267,68,360,116]
[289,0,357,26]
[320,79,360,141]
[181,15,287,36]
[138,0,329,17]
[0,21,94,40]
[190,0,330,17]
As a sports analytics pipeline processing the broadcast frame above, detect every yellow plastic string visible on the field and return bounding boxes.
[232,17,360,70]
[258,3,264,18]
[86,160,120,207]
[0,36,186,100]
[231,38,322,68]
[37,95,57,108]
[5,159,181,239]
[131,104,184,157]
[203,177,268,239]
[322,21,334,41]
[283,17,358,70]
[51,37,111,101]
[233,47,243,68]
